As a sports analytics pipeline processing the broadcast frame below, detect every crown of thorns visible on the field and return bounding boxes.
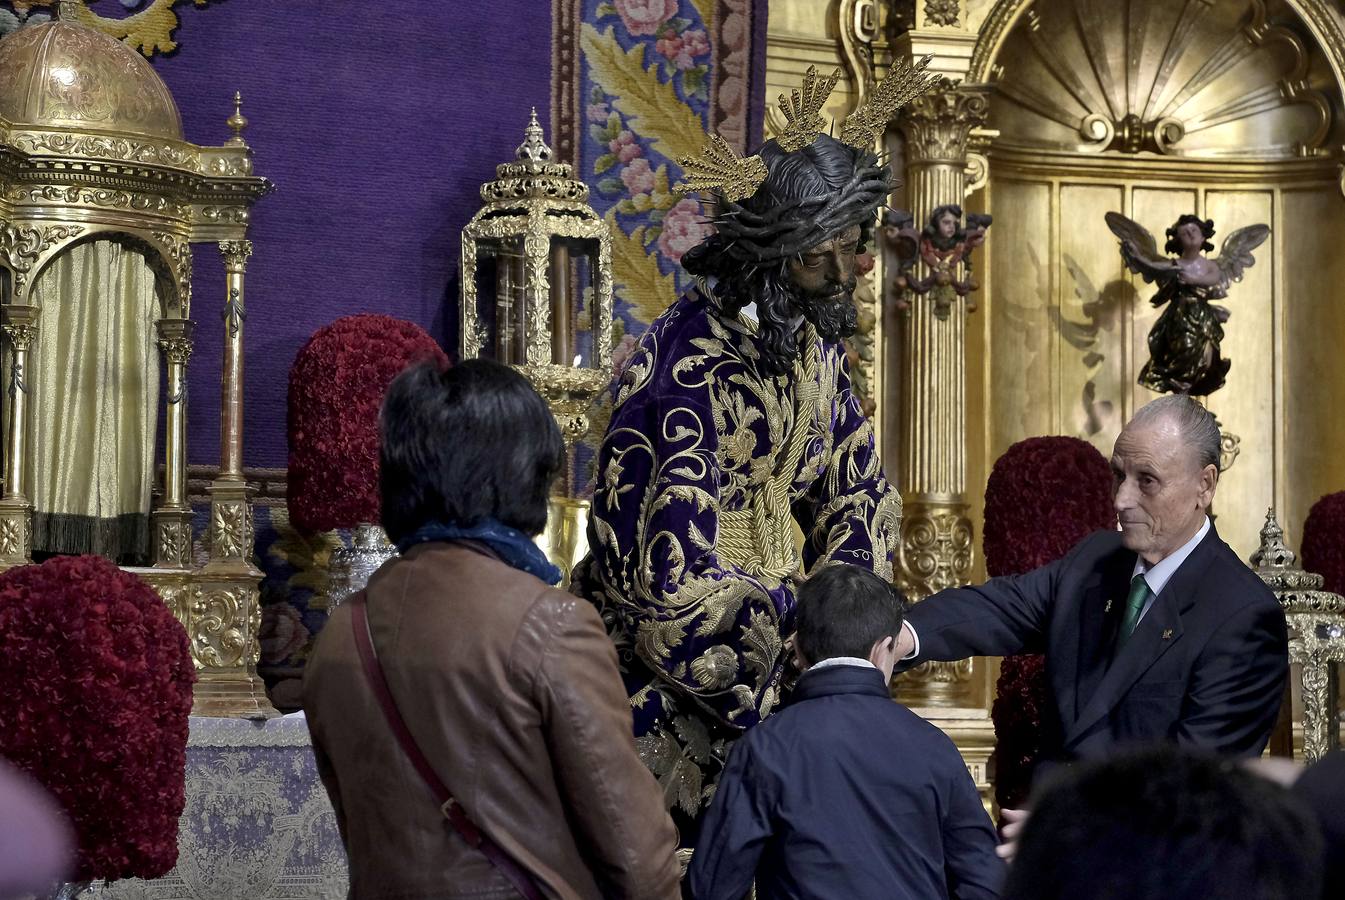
[677,55,937,203]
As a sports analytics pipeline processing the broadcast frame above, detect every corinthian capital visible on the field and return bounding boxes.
[899,79,990,164]
[219,240,254,273]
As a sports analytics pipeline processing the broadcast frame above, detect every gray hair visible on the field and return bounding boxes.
[1129,395,1221,470]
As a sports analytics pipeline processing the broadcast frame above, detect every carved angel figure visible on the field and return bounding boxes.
[1106,212,1270,396]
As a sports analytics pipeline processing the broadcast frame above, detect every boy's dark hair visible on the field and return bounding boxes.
[1003,745,1324,900]
[795,564,906,663]
[379,358,563,543]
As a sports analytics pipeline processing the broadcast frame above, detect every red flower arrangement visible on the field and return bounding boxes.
[287,314,448,533]
[1303,491,1345,595]
[0,555,195,883]
[984,436,1114,810]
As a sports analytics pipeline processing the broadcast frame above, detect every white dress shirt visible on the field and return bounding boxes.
[1130,516,1210,625]
[901,516,1213,659]
[809,656,876,671]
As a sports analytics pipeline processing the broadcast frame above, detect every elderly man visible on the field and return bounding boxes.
[898,394,1288,771]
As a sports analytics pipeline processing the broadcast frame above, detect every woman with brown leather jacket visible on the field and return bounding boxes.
[305,358,681,899]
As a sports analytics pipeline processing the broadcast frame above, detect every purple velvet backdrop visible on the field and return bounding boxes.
[140,1,554,468]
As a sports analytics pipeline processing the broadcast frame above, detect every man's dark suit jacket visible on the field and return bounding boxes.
[688,664,1003,900]
[904,526,1288,766]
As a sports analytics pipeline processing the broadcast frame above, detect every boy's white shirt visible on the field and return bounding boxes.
[809,656,876,671]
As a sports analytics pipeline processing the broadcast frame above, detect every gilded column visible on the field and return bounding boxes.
[895,82,988,707]
[0,305,38,567]
[217,239,251,483]
[153,319,195,569]
[196,238,274,717]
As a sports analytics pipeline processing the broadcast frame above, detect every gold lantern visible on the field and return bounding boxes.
[459,110,614,582]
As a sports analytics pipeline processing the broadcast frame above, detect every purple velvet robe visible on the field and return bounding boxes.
[572,288,900,820]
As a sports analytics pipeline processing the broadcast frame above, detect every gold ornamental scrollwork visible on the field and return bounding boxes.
[0,223,86,293]
[5,184,185,217]
[9,130,201,169]
[896,506,974,598]
[150,230,192,314]
[190,586,249,670]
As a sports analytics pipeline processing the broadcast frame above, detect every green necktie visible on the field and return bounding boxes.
[1116,573,1152,653]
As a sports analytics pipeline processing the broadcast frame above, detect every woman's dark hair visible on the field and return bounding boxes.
[795,563,907,664]
[378,358,563,542]
[1165,214,1216,254]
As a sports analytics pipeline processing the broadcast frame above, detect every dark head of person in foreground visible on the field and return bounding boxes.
[305,356,682,900]
[379,357,562,543]
[794,561,908,673]
[1003,745,1323,900]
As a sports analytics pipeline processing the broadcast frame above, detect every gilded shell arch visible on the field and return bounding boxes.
[968,0,1345,158]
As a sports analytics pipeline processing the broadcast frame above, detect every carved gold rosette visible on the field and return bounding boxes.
[0,9,274,717]
[1252,509,1345,762]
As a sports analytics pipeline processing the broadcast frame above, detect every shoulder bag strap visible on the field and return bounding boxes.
[349,592,546,900]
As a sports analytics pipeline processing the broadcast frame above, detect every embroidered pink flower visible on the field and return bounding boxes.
[681,28,711,62]
[656,33,685,64]
[615,0,678,36]
[658,198,712,263]
[609,130,642,163]
[620,157,656,195]
[586,101,611,124]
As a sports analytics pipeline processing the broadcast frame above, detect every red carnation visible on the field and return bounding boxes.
[1303,491,1345,595]
[984,436,1114,811]
[0,556,195,883]
[287,314,448,532]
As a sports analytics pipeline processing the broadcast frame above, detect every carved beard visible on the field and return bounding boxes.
[791,280,858,342]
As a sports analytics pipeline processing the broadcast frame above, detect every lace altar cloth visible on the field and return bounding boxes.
[91,715,347,899]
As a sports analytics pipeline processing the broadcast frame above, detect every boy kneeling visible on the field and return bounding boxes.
[689,563,1004,900]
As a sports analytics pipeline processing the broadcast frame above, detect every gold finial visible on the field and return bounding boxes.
[839,54,939,148]
[677,134,767,202]
[516,107,553,165]
[225,91,248,147]
[776,66,841,153]
[55,0,82,22]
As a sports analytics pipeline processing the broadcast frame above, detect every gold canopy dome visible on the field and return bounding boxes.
[0,13,183,141]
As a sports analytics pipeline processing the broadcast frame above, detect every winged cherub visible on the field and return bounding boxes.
[1105,212,1270,396]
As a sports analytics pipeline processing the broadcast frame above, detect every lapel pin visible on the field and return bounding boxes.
[1162,629,1173,640]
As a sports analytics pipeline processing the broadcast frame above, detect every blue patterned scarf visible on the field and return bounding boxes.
[395,519,562,586]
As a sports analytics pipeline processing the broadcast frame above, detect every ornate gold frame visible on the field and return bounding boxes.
[0,11,274,716]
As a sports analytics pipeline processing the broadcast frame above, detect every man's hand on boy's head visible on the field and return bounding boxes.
[895,622,917,660]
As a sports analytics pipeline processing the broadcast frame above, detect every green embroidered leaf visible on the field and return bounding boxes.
[580,24,706,167]
[594,152,618,175]
[597,176,625,197]
[595,1,618,19]
[606,211,677,323]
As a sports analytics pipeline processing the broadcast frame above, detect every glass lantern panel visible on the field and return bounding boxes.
[472,236,529,366]
[548,236,600,368]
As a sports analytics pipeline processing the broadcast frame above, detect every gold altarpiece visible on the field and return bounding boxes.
[0,8,274,717]
[767,0,1345,792]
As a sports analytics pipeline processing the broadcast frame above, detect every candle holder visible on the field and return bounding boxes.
[459,109,614,453]
[460,111,615,583]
